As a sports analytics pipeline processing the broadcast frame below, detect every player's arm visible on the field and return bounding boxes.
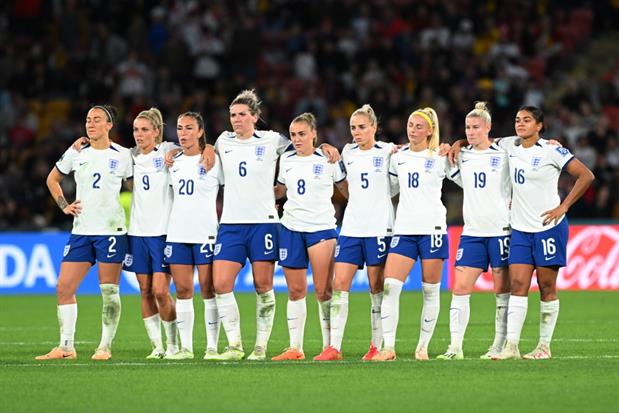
[201,144,216,171]
[319,143,341,163]
[164,148,182,167]
[71,136,89,151]
[274,183,287,200]
[335,179,349,199]
[541,159,594,226]
[46,167,81,216]
[447,139,466,166]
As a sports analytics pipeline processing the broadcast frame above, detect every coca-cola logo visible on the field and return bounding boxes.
[561,225,619,290]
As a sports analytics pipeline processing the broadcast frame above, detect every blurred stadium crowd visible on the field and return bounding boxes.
[0,0,618,230]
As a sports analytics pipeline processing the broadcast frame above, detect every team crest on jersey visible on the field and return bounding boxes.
[531,157,542,170]
[279,248,288,261]
[456,248,463,261]
[214,244,222,256]
[313,164,324,177]
[555,147,570,157]
[153,157,164,170]
[255,145,266,160]
[490,156,501,170]
[334,245,340,257]
[164,245,173,258]
[390,236,400,248]
[124,254,133,267]
[424,159,435,172]
[373,157,384,170]
[63,245,70,257]
[109,158,119,172]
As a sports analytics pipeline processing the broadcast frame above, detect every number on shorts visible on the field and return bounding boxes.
[108,236,117,254]
[377,237,386,252]
[264,233,273,251]
[541,238,556,256]
[431,234,443,249]
[498,237,510,258]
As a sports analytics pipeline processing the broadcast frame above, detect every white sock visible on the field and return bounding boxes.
[143,314,163,351]
[506,295,528,343]
[175,298,194,353]
[162,319,179,353]
[287,297,307,351]
[492,293,510,349]
[449,294,470,350]
[98,284,121,351]
[203,298,219,351]
[381,278,403,349]
[370,292,383,349]
[255,290,276,350]
[418,282,441,350]
[216,292,242,349]
[539,299,560,347]
[318,299,332,349]
[329,291,349,351]
[58,303,77,350]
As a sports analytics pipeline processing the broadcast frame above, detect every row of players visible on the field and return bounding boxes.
[36,90,594,362]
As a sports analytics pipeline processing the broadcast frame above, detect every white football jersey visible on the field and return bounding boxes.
[215,130,291,223]
[389,147,448,235]
[278,149,346,232]
[496,136,574,232]
[166,153,222,243]
[56,143,132,235]
[449,143,511,236]
[128,141,176,236]
[340,142,395,237]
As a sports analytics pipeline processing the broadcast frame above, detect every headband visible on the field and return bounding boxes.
[412,110,433,128]
[93,105,114,124]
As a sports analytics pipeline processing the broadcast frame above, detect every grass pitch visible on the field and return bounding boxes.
[1,291,617,413]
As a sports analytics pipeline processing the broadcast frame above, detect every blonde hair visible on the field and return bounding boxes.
[351,104,377,127]
[411,107,440,151]
[136,107,164,143]
[230,89,262,117]
[466,101,492,124]
[291,112,318,146]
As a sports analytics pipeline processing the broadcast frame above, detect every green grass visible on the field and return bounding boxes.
[1,291,618,413]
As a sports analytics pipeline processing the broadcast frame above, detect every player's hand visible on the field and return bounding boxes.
[201,145,216,171]
[164,148,182,167]
[72,137,89,151]
[63,200,82,217]
[548,139,562,147]
[540,204,567,226]
[448,140,463,166]
[438,142,452,156]
[321,143,341,163]
[391,144,404,154]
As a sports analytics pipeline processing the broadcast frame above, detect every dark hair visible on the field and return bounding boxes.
[91,104,117,125]
[518,105,545,133]
[178,111,206,150]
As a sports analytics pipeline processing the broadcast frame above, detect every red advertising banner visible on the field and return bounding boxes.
[447,224,619,291]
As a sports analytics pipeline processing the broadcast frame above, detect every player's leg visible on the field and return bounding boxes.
[480,265,510,359]
[137,274,165,358]
[152,272,178,356]
[197,249,219,358]
[247,224,279,360]
[308,235,337,354]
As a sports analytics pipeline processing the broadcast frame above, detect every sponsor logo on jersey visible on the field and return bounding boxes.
[124,254,133,266]
[255,145,266,160]
[490,156,501,170]
[373,157,383,170]
[279,248,288,261]
[109,158,119,171]
[164,245,172,258]
[313,164,324,176]
[531,157,542,170]
[390,236,400,248]
[63,245,70,257]
[153,157,164,170]
[424,158,435,172]
[555,147,570,157]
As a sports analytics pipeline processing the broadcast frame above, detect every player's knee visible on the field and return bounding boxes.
[288,286,306,301]
[315,289,331,302]
[509,278,529,295]
[538,280,557,301]
[152,286,169,303]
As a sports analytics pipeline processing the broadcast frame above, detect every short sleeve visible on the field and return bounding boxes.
[55,147,77,175]
[123,151,133,179]
[494,136,517,151]
[333,160,346,183]
[388,153,398,177]
[277,157,286,185]
[549,145,574,170]
[276,133,292,155]
[447,158,463,187]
